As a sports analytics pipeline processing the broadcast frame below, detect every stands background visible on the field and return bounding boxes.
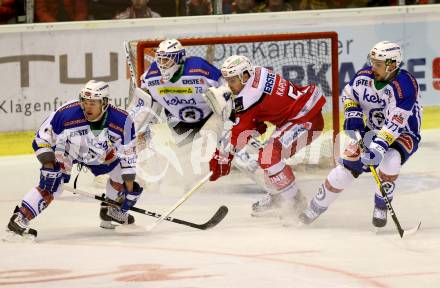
[0,5,439,131]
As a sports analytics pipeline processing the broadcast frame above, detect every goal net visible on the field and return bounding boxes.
[125,32,339,171]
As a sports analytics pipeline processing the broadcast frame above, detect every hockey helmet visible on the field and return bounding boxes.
[221,55,254,84]
[155,39,186,82]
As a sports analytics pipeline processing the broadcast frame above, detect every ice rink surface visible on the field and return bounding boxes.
[0,130,439,288]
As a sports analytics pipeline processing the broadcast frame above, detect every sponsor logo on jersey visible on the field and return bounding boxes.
[391,114,405,125]
[182,79,204,85]
[64,118,87,127]
[158,87,194,95]
[392,80,404,98]
[189,68,210,76]
[275,78,287,96]
[147,69,159,76]
[377,130,395,145]
[70,129,88,137]
[164,97,196,106]
[148,79,161,86]
[37,143,52,148]
[252,67,261,88]
[355,79,369,87]
[357,69,373,76]
[109,122,124,133]
[362,88,386,107]
[344,99,359,110]
[264,72,275,94]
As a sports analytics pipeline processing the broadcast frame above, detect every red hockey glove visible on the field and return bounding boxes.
[209,149,233,181]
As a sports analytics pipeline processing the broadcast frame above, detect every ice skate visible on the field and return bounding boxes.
[99,201,135,229]
[251,193,282,217]
[372,205,387,228]
[4,206,37,242]
[298,199,328,225]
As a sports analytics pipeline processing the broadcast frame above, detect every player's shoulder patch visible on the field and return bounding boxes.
[145,62,161,78]
[356,66,374,78]
[53,101,85,129]
[57,100,81,113]
[184,56,221,80]
[108,104,129,116]
[389,69,418,101]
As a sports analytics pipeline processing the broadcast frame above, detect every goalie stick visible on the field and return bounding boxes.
[356,133,421,238]
[64,185,228,230]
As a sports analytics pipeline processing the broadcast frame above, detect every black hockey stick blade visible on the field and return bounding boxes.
[64,186,229,231]
[401,221,421,238]
[168,205,229,230]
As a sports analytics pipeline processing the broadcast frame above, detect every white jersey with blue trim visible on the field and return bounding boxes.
[32,100,136,176]
[342,66,422,145]
[140,56,222,123]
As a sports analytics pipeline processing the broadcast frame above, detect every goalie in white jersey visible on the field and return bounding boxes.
[130,38,224,146]
[299,41,422,228]
[6,80,143,240]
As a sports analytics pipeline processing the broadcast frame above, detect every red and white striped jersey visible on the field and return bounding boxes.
[230,66,326,150]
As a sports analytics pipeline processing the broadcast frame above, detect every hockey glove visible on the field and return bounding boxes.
[344,110,365,140]
[209,149,233,181]
[120,181,143,213]
[39,163,63,193]
[361,137,388,168]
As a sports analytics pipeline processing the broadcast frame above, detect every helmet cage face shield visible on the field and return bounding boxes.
[155,39,186,81]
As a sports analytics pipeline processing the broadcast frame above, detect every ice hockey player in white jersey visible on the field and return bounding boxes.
[299,41,422,228]
[6,80,143,240]
[130,38,224,146]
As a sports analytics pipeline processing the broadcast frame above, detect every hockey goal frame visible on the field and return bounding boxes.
[132,32,340,164]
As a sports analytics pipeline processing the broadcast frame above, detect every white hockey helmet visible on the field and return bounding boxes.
[369,41,403,70]
[155,39,186,82]
[221,55,254,84]
[79,80,110,121]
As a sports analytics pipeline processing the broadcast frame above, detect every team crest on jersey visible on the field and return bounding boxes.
[179,106,204,122]
[369,108,385,129]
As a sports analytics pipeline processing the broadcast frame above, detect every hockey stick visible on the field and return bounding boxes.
[356,134,421,238]
[64,183,228,230]
[123,40,137,97]
[147,171,214,231]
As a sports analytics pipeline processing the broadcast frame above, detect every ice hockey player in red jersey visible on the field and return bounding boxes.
[208,55,326,216]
